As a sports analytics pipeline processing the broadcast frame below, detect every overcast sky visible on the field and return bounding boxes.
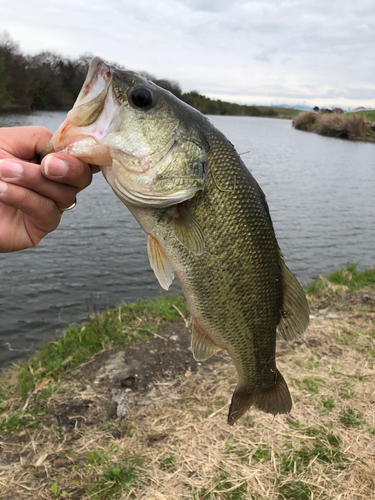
[1,0,374,109]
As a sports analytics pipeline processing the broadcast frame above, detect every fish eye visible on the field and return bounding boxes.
[131,87,153,108]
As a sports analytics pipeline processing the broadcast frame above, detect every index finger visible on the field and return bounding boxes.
[0,126,53,162]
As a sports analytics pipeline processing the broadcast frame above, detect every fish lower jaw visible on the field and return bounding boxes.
[112,181,199,208]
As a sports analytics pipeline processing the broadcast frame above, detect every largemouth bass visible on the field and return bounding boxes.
[43,58,309,425]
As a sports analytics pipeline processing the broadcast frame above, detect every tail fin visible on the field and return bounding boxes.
[227,369,292,426]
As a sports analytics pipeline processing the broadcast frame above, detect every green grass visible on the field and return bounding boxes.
[225,443,248,461]
[87,450,143,498]
[292,377,322,395]
[339,408,363,428]
[283,424,344,471]
[200,471,247,500]
[278,429,344,499]
[12,293,189,396]
[252,445,271,462]
[0,406,50,432]
[348,109,375,122]
[159,454,176,470]
[322,398,335,411]
[278,481,313,500]
[302,377,320,394]
[306,264,375,297]
[339,381,356,399]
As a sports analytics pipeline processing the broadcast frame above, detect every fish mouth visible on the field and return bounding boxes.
[41,58,116,165]
[42,57,207,208]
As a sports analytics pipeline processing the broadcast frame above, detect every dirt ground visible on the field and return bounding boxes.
[1,288,375,499]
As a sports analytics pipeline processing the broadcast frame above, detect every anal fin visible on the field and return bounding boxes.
[146,235,175,290]
[228,369,292,426]
[191,319,221,361]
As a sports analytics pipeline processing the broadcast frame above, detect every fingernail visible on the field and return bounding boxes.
[44,156,69,177]
[0,180,8,194]
[0,160,23,179]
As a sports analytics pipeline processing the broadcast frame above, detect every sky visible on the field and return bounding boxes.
[1,0,374,109]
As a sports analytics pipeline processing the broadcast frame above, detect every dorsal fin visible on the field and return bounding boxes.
[277,252,310,340]
[171,206,205,255]
[191,319,221,361]
[146,235,175,290]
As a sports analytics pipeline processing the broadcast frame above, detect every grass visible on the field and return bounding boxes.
[200,471,248,500]
[0,396,51,432]
[277,426,345,500]
[306,263,375,297]
[348,109,375,122]
[159,454,177,470]
[316,113,370,138]
[293,111,374,140]
[12,293,189,397]
[1,267,375,499]
[339,408,363,428]
[278,481,313,500]
[282,428,344,473]
[87,451,144,498]
[322,398,335,411]
[292,111,317,131]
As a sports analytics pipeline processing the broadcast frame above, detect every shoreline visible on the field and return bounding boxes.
[1,266,375,498]
[0,105,298,120]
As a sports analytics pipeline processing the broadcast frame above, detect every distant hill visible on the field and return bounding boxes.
[278,104,313,111]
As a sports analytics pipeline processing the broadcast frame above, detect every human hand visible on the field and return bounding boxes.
[0,126,96,253]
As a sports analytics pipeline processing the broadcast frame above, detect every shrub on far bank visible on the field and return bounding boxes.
[293,111,317,131]
[293,111,372,140]
[316,114,370,139]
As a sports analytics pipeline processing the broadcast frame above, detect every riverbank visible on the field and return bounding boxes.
[293,111,375,143]
[1,266,375,499]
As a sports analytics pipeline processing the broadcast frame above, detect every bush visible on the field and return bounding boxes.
[316,114,369,139]
[293,111,317,131]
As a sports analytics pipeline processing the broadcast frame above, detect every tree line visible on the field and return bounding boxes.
[0,31,278,117]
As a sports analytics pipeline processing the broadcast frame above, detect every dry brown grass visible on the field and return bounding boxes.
[316,114,370,139]
[1,289,375,499]
[293,111,373,141]
[292,112,317,131]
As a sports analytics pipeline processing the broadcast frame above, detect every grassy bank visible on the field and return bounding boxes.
[3,293,190,398]
[1,266,375,499]
[293,111,375,142]
[348,109,375,122]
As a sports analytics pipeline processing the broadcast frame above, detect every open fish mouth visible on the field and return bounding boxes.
[42,58,117,166]
[42,57,208,208]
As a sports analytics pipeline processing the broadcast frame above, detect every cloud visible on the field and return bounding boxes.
[1,0,375,108]
[174,0,239,13]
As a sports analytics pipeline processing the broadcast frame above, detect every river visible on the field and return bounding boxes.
[0,111,374,367]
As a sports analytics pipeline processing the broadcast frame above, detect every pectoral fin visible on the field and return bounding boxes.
[171,206,205,256]
[277,252,310,340]
[191,319,221,361]
[146,235,175,290]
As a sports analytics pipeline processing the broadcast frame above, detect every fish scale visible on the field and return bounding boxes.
[43,58,309,425]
